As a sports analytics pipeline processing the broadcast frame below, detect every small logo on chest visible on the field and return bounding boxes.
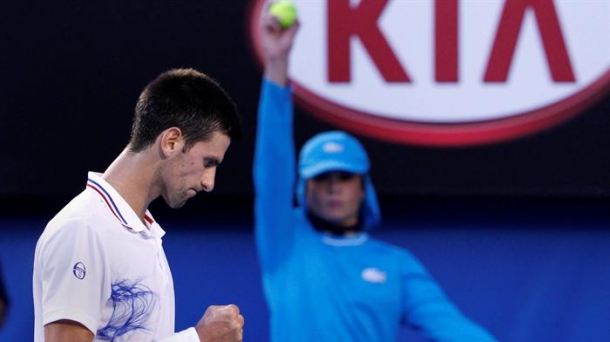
[361,267,387,284]
[73,262,87,280]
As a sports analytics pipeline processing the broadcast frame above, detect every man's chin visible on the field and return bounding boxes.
[322,215,349,226]
[166,198,188,209]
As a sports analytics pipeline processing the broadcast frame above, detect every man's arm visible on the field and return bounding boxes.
[34,222,108,341]
[44,306,245,342]
[253,7,300,273]
[45,320,94,342]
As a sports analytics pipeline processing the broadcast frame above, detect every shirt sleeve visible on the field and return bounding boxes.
[253,78,298,275]
[401,253,499,342]
[157,327,199,342]
[37,218,111,335]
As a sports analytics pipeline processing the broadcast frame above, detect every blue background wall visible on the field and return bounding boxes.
[1,198,608,342]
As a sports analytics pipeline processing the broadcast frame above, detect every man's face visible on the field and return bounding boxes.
[305,171,365,227]
[162,131,231,208]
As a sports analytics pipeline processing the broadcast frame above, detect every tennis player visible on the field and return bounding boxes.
[34,69,244,342]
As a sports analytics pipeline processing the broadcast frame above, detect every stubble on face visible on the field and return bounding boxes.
[163,132,231,209]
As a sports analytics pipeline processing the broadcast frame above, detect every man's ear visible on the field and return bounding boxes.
[159,127,184,157]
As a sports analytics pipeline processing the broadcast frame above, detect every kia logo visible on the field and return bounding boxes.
[248,0,610,146]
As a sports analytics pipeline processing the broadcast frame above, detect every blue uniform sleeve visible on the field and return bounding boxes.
[253,78,297,275]
[401,255,498,342]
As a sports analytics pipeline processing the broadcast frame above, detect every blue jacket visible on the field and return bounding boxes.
[253,78,498,342]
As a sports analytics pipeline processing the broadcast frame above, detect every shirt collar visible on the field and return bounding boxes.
[322,232,369,246]
[86,172,165,237]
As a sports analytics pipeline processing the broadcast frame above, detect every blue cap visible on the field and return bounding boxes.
[297,131,381,230]
[299,131,370,178]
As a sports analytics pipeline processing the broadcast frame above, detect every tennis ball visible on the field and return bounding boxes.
[269,0,297,28]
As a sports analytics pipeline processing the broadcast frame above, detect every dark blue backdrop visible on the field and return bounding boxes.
[1,198,608,342]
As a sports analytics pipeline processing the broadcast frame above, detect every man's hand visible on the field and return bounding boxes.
[195,304,245,342]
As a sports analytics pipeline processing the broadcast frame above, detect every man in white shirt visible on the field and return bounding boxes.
[33,68,244,342]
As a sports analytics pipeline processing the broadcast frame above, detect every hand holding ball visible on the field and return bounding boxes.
[269,0,297,28]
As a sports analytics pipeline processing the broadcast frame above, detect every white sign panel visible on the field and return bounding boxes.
[248,0,610,146]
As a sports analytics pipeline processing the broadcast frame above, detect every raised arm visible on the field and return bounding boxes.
[253,7,300,273]
[261,8,298,87]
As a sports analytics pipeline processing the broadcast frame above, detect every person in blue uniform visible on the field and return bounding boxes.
[253,7,499,342]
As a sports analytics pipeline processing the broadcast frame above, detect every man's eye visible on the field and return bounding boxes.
[204,159,219,168]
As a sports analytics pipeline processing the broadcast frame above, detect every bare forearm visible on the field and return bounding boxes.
[265,56,289,86]
[45,320,94,342]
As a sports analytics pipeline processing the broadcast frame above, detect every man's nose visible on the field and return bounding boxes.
[200,169,216,192]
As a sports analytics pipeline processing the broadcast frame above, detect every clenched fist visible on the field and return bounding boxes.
[196,304,245,342]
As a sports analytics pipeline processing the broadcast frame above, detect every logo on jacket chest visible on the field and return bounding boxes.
[361,267,387,284]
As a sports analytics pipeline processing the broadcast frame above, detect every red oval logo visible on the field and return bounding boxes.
[248,0,610,146]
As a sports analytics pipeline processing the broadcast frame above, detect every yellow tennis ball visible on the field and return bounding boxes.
[269,0,297,28]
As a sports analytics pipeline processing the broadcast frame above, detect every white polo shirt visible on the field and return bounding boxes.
[33,172,199,342]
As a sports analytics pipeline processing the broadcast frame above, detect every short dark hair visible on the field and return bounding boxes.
[129,68,241,152]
